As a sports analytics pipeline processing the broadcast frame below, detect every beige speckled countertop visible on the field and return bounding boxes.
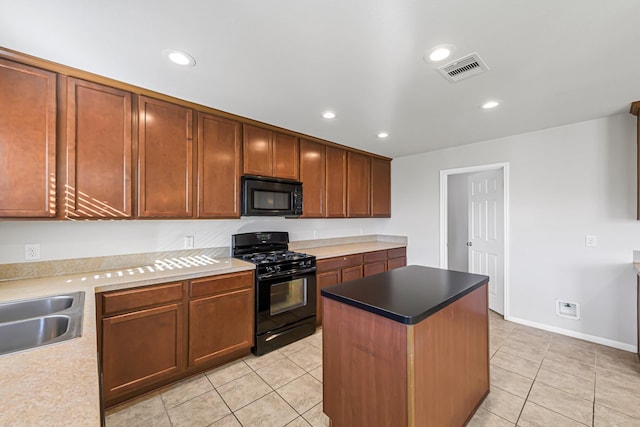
[298,241,406,259]
[0,257,254,427]
[0,237,406,426]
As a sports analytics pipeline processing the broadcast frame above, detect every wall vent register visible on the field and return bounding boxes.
[437,52,490,83]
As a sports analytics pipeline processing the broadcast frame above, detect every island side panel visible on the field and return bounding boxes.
[322,296,408,427]
[412,283,489,426]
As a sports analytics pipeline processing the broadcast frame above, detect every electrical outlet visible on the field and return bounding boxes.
[25,244,41,260]
[585,235,597,247]
[184,235,194,249]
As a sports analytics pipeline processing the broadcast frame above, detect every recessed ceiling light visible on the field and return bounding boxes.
[424,44,455,63]
[163,49,196,67]
[481,100,501,110]
[322,111,336,119]
[377,132,389,139]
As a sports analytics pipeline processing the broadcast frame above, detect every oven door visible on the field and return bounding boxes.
[256,269,316,335]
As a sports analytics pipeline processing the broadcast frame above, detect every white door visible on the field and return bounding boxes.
[468,170,504,314]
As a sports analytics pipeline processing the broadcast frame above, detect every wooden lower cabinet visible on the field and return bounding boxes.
[323,284,489,426]
[387,247,407,271]
[188,272,254,368]
[316,270,341,325]
[315,254,363,326]
[342,265,363,282]
[363,250,387,277]
[364,261,386,277]
[316,247,407,325]
[101,303,184,401]
[98,271,254,407]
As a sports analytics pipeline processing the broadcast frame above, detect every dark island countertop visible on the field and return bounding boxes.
[320,265,490,325]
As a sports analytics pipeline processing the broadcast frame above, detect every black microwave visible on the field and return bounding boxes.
[241,175,303,217]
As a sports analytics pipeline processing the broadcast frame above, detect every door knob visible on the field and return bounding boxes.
[466,242,473,247]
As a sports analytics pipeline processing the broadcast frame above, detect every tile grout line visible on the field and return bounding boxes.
[513,331,547,426]
[202,371,242,427]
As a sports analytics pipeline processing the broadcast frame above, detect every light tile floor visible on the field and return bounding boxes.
[106,312,640,426]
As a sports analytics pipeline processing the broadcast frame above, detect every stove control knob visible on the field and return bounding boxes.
[275,265,281,272]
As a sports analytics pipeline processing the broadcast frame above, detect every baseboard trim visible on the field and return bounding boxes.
[505,315,637,353]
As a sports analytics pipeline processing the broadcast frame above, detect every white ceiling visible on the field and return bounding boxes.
[1,1,640,159]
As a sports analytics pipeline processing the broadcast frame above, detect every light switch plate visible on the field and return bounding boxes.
[585,235,597,247]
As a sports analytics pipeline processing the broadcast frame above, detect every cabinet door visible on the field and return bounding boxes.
[299,139,325,218]
[364,262,386,277]
[0,59,56,217]
[102,303,184,401]
[325,146,347,218]
[317,270,341,326]
[243,124,272,176]
[138,96,193,217]
[65,78,132,219]
[347,152,371,217]
[188,287,253,368]
[273,132,298,179]
[197,113,241,218]
[342,265,363,283]
[371,157,391,218]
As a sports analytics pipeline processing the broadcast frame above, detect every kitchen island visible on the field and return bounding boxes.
[321,265,490,427]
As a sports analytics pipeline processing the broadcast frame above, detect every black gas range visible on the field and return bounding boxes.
[232,232,317,355]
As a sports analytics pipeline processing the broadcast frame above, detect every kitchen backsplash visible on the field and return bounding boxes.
[0,217,390,265]
[0,234,406,281]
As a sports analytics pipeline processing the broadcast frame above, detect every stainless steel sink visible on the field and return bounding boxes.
[0,294,77,323]
[0,292,84,356]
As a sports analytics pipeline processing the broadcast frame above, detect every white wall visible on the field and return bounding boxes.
[0,218,388,264]
[383,113,640,350]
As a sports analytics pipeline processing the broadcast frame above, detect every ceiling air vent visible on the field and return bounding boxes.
[437,52,489,83]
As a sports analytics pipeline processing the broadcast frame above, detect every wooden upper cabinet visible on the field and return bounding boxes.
[273,132,298,180]
[64,78,133,219]
[347,151,371,217]
[371,157,391,218]
[325,146,347,218]
[138,96,193,218]
[243,124,272,176]
[299,139,325,218]
[243,124,299,179]
[197,113,241,218]
[0,58,56,217]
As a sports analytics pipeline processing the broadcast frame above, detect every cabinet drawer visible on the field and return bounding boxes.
[387,247,406,259]
[317,254,363,272]
[387,257,407,271]
[190,271,254,299]
[102,282,184,316]
[364,250,387,263]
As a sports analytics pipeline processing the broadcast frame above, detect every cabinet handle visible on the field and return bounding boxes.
[343,257,348,261]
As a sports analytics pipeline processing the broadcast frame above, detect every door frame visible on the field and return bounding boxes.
[439,162,510,319]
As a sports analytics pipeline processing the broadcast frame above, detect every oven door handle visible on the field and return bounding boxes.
[258,267,316,280]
